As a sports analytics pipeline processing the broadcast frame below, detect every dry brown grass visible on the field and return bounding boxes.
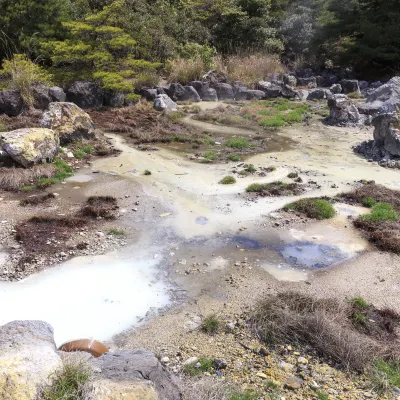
[250,292,396,371]
[20,193,55,206]
[167,58,205,84]
[0,108,41,132]
[90,103,196,145]
[16,216,87,255]
[215,54,285,87]
[0,164,56,190]
[81,196,118,219]
[342,183,400,211]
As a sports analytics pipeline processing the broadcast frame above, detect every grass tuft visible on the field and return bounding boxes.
[225,138,250,149]
[360,203,398,223]
[40,358,91,400]
[107,228,127,236]
[246,181,302,196]
[219,176,236,185]
[228,154,241,162]
[283,198,335,220]
[201,314,221,335]
[182,357,214,376]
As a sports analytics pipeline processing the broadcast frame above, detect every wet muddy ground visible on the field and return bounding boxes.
[1,101,400,348]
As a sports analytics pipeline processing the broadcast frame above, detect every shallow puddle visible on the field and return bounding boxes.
[281,242,347,268]
[0,250,170,345]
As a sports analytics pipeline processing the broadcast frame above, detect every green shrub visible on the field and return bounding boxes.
[73,149,86,159]
[225,138,250,149]
[351,296,369,309]
[125,93,141,103]
[362,197,377,208]
[219,176,236,185]
[244,164,256,173]
[203,151,217,161]
[0,54,52,106]
[228,154,241,161]
[201,314,221,334]
[246,183,267,193]
[144,170,152,175]
[360,202,399,222]
[372,360,400,393]
[287,172,298,178]
[182,357,214,376]
[283,198,335,220]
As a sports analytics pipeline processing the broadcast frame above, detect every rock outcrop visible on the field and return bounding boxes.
[371,112,400,156]
[0,321,62,400]
[164,83,201,102]
[0,128,59,167]
[91,350,181,400]
[154,94,178,111]
[49,87,66,103]
[213,83,234,100]
[365,76,400,114]
[339,79,360,94]
[327,94,361,126]
[256,81,282,98]
[40,102,96,145]
[0,90,23,116]
[66,81,104,109]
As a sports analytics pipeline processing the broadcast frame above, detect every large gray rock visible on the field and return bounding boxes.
[202,70,228,85]
[103,91,125,107]
[297,77,317,88]
[189,82,218,101]
[91,350,181,400]
[330,84,342,94]
[32,85,51,110]
[40,102,95,145]
[328,94,361,125]
[140,88,159,101]
[372,113,400,156]
[283,74,297,87]
[256,81,282,98]
[213,83,234,100]
[0,321,62,400]
[365,76,400,114]
[66,81,103,108]
[164,83,200,102]
[307,88,331,101]
[0,90,23,116]
[281,84,297,99]
[49,86,66,102]
[154,94,178,111]
[340,79,360,94]
[0,128,59,167]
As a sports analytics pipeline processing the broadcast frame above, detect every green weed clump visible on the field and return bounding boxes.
[372,359,400,393]
[361,197,377,208]
[73,149,86,159]
[201,314,221,334]
[225,138,250,149]
[219,176,236,185]
[246,181,301,196]
[40,359,91,400]
[283,198,335,220]
[360,203,398,223]
[228,154,241,161]
[107,228,127,236]
[287,172,298,179]
[183,357,214,376]
[351,296,369,310]
[144,169,152,175]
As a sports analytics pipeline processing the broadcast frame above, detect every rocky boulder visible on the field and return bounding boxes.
[295,68,314,78]
[283,74,297,87]
[66,81,103,108]
[139,88,158,101]
[339,79,360,94]
[281,84,297,99]
[307,89,331,101]
[164,83,201,102]
[154,94,178,111]
[327,94,361,126]
[297,77,317,88]
[103,91,125,108]
[40,102,95,145]
[49,86,66,102]
[202,70,228,85]
[365,76,400,114]
[91,350,181,400]
[213,83,234,100]
[0,128,59,167]
[0,90,23,116]
[32,85,52,110]
[256,81,282,98]
[371,113,400,156]
[189,82,218,101]
[0,321,62,400]
[330,84,342,94]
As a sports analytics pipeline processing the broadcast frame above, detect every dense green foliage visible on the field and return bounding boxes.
[0,0,398,82]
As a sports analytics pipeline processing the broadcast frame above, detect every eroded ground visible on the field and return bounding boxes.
[1,101,399,398]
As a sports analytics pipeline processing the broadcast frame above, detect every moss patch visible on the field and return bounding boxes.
[283,198,335,220]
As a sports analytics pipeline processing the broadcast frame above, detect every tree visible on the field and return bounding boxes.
[41,0,161,91]
[0,0,72,60]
